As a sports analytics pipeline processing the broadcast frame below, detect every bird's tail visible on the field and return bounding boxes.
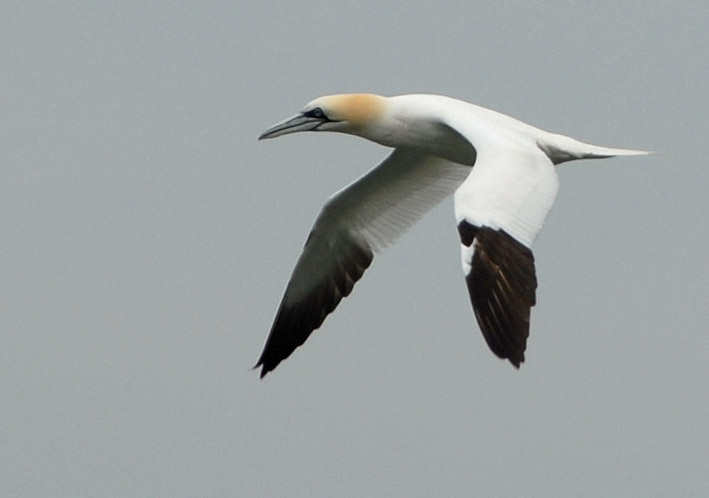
[537,132,652,165]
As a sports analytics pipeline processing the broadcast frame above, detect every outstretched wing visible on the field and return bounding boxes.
[454,146,559,367]
[256,148,470,377]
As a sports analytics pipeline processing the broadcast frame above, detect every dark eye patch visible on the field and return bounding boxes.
[303,107,326,119]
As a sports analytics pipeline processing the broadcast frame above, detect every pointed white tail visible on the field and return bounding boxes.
[538,132,652,164]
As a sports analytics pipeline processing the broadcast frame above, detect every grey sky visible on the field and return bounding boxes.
[2,1,707,496]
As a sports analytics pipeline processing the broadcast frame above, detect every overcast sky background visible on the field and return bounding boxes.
[2,1,708,497]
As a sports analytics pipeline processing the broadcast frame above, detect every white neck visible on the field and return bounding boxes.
[348,95,478,166]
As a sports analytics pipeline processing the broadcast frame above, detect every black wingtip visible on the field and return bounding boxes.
[256,365,272,379]
[509,356,524,369]
[458,223,537,369]
[253,359,270,379]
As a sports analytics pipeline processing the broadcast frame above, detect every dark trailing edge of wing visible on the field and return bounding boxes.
[457,220,537,368]
[255,232,373,378]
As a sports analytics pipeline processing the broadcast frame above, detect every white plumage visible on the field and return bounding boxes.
[255,93,648,377]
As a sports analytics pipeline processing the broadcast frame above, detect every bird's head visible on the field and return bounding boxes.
[259,94,387,140]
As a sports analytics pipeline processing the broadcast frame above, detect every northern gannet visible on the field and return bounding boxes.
[255,93,648,377]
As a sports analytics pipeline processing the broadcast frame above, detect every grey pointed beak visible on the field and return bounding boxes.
[258,114,326,140]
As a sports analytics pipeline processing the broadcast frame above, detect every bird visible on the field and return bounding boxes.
[255,93,648,378]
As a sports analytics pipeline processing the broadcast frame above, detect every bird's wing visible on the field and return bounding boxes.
[453,145,559,367]
[256,148,470,377]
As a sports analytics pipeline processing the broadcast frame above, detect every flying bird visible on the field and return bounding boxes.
[255,93,647,377]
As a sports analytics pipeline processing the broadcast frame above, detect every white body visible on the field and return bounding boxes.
[256,93,648,377]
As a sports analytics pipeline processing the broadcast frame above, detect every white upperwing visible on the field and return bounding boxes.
[432,93,647,365]
[452,136,559,366]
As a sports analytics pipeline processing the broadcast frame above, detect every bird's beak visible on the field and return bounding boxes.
[258,114,326,140]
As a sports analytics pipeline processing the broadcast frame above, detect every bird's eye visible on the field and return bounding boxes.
[304,107,326,119]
